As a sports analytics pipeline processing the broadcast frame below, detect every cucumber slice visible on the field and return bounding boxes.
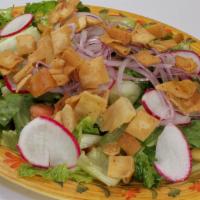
[0,26,40,52]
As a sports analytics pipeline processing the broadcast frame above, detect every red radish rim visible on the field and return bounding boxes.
[141,89,162,120]
[39,116,81,159]
[17,145,49,168]
[155,126,192,182]
[0,14,33,38]
[108,79,116,90]
[4,76,29,94]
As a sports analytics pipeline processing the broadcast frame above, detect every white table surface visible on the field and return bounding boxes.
[0,0,200,200]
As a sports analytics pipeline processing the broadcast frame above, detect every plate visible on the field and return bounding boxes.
[0,5,200,200]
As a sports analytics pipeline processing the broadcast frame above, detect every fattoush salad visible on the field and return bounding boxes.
[0,0,200,191]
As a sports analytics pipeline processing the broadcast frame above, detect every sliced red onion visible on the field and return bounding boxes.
[68,23,77,39]
[123,74,148,82]
[4,76,28,94]
[116,58,131,92]
[77,12,102,21]
[160,50,200,74]
[79,30,88,50]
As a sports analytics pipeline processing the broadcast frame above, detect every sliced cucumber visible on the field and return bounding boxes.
[0,26,40,52]
[109,80,141,104]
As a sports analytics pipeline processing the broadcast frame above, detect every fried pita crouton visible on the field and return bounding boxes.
[28,68,56,97]
[100,34,131,56]
[62,47,85,68]
[51,25,71,55]
[117,133,141,156]
[167,92,200,114]
[54,111,63,124]
[174,33,184,43]
[50,58,65,69]
[126,108,159,141]
[0,50,23,70]
[134,50,161,67]
[61,104,77,131]
[149,39,177,52]
[100,97,136,132]
[29,34,54,64]
[156,80,198,99]
[65,94,81,108]
[77,15,87,32]
[0,68,10,76]
[13,63,33,83]
[105,26,132,45]
[102,142,120,156]
[16,34,36,55]
[75,91,107,121]
[175,55,197,73]
[110,43,131,56]
[131,25,155,45]
[79,56,109,89]
[48,0,78,24]
[54,94,69,113]
[108,156,134,179]
[16,74,31,92]
[86,16,102,26]
[49,58,75,86]
[146,23,170,39]
[50,0,79,24]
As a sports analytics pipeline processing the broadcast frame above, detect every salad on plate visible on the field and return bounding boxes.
[0,0,200,192]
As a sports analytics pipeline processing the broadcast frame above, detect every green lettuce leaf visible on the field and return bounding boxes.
[99,9,135,29]
[0,93,33,129]
[173,38,195,50]
[25,1,58,25]
[134,150,161,188]
[99,124,126,145]
[74,117,99,140]
[0,8,13,28]
[18,164,93,184]
[0,130,18,151]
[13,94,33,132]
[0,94,23,127]
[78,152,120,186]
[182,120,200,148]
[76,2,90,12]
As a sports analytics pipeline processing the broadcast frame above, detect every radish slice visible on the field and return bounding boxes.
[173,112,191,125]
[4,76,28,94]
[161,50,200,74]
[141,89,171,120]
[155,124,191,182]
[18,116,81,168]
[0,14,33,37]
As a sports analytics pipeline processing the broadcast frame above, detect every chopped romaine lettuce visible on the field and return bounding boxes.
[78,152,120,186]
[99,124,126,145]
[173,38,195,50]
[25,1,58,25]
[143,127,163,147]
[18,164,93,184]
[76,2,90,12]
[13,94,33,132]
[0,94,23,127]
[0,8,13,28]
[182,120,200,148]
[74,116,100,141]
[87,147,108,171]
[80,134,101,149]
[0,130,18,151]
[134,150,161,188]
[0,93,33,128]
[99,9,135,29]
